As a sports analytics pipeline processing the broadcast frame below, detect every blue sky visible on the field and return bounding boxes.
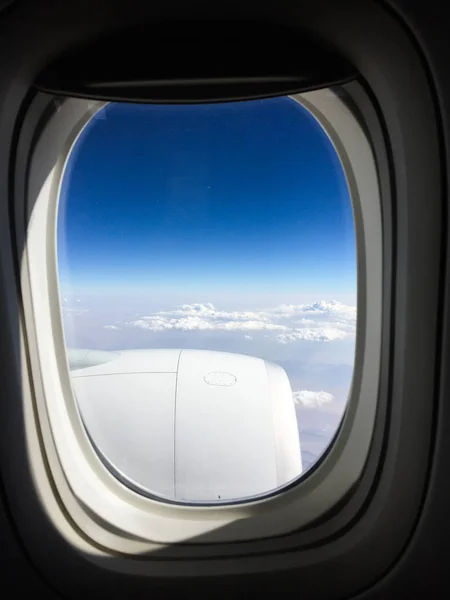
[57,96,357,471]
[57,97,355,298]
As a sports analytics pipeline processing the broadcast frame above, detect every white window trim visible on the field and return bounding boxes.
[20,88,382,554]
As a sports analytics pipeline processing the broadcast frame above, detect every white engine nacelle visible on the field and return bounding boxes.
[70,349,302,502]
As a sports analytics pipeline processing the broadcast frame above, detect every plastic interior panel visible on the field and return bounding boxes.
[34,20,357,104]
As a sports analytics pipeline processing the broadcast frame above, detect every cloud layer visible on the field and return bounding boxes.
[293,390,334,407]
[124,300,356,344]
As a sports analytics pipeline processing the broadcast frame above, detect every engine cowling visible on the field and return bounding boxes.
[70,348,302,502]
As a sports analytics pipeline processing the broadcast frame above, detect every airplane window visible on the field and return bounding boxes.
[57,96,356,503]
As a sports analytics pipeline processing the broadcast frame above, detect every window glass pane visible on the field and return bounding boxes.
[57,96,356,502]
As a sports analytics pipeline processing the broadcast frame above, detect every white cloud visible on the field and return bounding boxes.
[244,335,252,340]
[62,307,89,316]
[156,303,273,323]
[61,297,89,317]
[104,325,119,330]
[276,328,349,343]
[267,299,356,321]
[295,318,316,326]
[103,300,356,344]
[293,390,334,407]
[129,315,287,333]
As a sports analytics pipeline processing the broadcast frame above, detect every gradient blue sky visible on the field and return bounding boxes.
[57,96,356,298]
